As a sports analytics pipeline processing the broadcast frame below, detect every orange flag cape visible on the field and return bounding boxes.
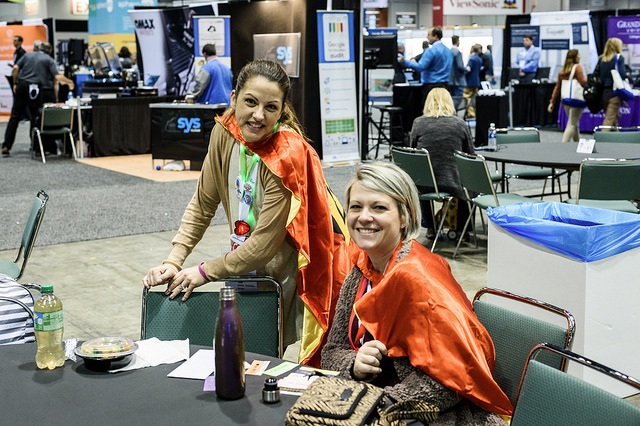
[352,241,513,415]
[218,116,350,366]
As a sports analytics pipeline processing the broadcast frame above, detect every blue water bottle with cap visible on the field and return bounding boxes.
[488,123,497,151]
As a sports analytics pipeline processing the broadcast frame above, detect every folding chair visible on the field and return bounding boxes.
[495,127,565,200]
[453,151,537,258]
[473,287,575,405]
[391,146,453,251]
[511,343,640,426]
[32,104,77,164]
[141,276,283,358]
[593,125,640,143]
[0,190,49,280]
[565,158,640,213]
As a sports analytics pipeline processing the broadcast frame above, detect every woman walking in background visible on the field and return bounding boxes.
[598,37,627,129]
[548,49,587,142]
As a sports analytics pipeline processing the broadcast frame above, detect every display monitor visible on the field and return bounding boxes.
[507,67,520,81]
[536,67,550,80]
[364,34,397,69]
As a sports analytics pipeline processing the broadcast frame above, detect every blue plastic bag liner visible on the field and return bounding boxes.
[487,202,640,262]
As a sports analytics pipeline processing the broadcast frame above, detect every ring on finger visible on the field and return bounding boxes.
[181,283,186,290]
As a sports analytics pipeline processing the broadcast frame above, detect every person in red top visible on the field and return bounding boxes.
[143,60,349,366]
[321,162,512,424]
[548,49,587,142]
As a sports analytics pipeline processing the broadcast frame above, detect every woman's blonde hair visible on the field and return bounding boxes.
[345,162,421,242]
[423,88,456,118]
[602,37,623,62]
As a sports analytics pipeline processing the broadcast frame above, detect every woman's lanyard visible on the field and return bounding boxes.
[231,144,260,250]
[348,275,373,350]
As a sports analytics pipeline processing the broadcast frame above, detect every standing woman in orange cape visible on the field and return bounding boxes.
[143,60,349,365]
[321,162,512,423]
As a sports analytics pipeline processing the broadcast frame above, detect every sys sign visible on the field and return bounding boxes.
[277,46,292,65]
[177,117,201,133]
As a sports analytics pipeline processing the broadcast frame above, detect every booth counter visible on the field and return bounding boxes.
[92,96,180,156]
[150,102,227,170]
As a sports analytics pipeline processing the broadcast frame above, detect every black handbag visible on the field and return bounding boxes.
[583,61,603,114]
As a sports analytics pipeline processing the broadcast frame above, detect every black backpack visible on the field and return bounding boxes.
[583,60,603,114]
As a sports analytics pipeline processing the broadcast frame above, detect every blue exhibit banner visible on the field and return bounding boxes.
[89,0,156,35]
[316,10,358,163]
[608,16,640,44]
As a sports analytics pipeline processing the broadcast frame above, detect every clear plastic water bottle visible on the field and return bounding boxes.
[34,284,65,370]
[488,122,497,151]
[214,287,245,399]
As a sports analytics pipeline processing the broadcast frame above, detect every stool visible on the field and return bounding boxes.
[370,105,405,159]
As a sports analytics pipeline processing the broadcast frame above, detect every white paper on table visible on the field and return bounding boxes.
[168,349,253,380]
[168,349,215,380]
[109,338,190,373]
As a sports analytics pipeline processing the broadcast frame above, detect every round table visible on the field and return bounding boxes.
[479,142,640,171]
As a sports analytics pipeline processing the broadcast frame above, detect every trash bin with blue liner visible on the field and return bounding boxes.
[486,202,640,397]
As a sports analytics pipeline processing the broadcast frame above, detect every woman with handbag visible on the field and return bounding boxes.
[598,37,627,129]
[321,162,511,425]
[548,50,587,142]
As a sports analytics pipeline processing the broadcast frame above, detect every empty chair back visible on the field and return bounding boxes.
[390,147,439,194]
[511,343,640,426]
[593,126,640,143]
[454,151,497,199]
[495,128,540,145]
[141,276,283,357]
[576,159,640,201]
[41,105,74,131]
[0,190,49,280]
[473,288,575,405]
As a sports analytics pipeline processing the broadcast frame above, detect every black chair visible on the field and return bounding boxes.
[369,105,405,159]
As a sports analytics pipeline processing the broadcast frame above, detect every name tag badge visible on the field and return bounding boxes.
[230,233,248,251]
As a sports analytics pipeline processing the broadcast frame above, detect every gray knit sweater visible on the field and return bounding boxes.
[320,242,507,425]
[409,115,475,201]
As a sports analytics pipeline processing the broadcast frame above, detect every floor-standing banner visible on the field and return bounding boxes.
[608,15,640,75]
[191,16,231,90]
[317,10,359,163]
[129,8,170,95]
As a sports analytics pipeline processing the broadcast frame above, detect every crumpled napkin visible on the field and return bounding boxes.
[109,337,190,373]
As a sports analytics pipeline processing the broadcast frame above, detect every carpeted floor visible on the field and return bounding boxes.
[0,119,358,251]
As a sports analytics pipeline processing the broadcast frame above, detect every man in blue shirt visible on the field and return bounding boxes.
[514,35,540,84]
[186,43,232,105]
[403,26,452,106]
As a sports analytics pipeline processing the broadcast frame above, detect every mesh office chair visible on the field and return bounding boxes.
[32,104,78,164]
[141,276,283,357]
[453,151,537,258]
[0,190,49,280]
[391,146,454,251]
[473,287,575,405]
[565,158,640,213]
[593,125,640,143]
[511,343,640,426]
